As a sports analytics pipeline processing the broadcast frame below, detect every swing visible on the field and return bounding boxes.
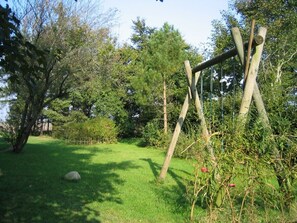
[158,25,268,181]
[180,63,229,154]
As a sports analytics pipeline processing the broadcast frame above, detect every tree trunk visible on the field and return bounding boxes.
[12,123,34,153]
[163,77,168,135]
[47,119,50,134]
[40,116,44,136]
[12,101,43,153]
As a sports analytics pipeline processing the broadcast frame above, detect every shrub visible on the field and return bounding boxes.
[142,119,170,148]
[53,116,118,144]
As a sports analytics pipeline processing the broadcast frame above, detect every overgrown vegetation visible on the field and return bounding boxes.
[186,119,297,222]
[54,116,118,144]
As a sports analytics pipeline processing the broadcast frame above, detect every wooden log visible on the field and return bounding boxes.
[186,61,218,167]
[232,26,271,129]
[192,36,263,74]
[231,27,245,67]
[185,61,209,141]
[158,68,200,181]
[244,19,256,80]
[252,83,271,128]
[238,27,267,126]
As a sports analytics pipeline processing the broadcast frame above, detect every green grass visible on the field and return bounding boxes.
[1,137,296,222]
[0,136,194,223]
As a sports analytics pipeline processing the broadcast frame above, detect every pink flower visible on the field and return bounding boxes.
[228,183,236,187]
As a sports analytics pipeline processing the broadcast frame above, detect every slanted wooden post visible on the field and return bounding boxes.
[231,27,245,66]
[232,26,289,193]
[232,27,270,129]
[158,69,200,181]
[185,61,209,140]
[244,19,256,80]
[237,27,267,127]
[185,61,217,166]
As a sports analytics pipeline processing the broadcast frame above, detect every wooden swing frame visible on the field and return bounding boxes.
[158,25,271,181]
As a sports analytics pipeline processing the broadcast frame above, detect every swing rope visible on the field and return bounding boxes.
[210,67,214,133]
[232,57,237,132]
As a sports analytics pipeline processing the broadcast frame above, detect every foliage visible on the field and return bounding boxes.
[0,2,22,76]
[187,119,297,222]
[131,17,156,50]
[130,21,196,136]
[54,116,118,144]
[142,119,170,148]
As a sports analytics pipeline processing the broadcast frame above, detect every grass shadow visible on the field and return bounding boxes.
[140,158,191,190]
[0,138,140,223]
[140,158,190,215]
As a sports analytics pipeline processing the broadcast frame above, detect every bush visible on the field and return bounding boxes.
[53,116,118,144]
[174,131,201,159]
[142,119,170,148]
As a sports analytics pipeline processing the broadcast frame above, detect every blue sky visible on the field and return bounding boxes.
[103,0,229,47]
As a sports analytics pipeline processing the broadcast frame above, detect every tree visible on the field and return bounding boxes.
[129,20,202,138]
[144,23,188,134]
[131,17,155,50]
[1,0,116,152]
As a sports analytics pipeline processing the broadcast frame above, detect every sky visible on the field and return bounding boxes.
[102,0,230,47]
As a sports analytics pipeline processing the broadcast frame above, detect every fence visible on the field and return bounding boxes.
[64,138,112,145]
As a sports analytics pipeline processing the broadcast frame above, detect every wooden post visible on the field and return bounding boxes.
[238,27,267,126]
[232,27,270,129]
[244,19,256,81]
[231,27,245,66]
[185,61,209,140]
[185,61,217,166]
[252,84,270,128]
[158,69,200,181]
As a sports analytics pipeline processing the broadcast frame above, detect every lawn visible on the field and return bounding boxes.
[0,137,194,223]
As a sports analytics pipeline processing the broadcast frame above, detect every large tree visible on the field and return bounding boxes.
[1,0,115,152]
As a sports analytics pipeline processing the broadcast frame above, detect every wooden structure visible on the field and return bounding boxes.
[159,25,270,181]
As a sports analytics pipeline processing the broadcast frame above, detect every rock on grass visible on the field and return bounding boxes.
[64,171,81,181]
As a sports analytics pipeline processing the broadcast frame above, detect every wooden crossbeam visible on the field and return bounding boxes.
[192,36,263,74]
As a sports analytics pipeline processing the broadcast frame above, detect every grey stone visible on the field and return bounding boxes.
[64,171,81,181]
